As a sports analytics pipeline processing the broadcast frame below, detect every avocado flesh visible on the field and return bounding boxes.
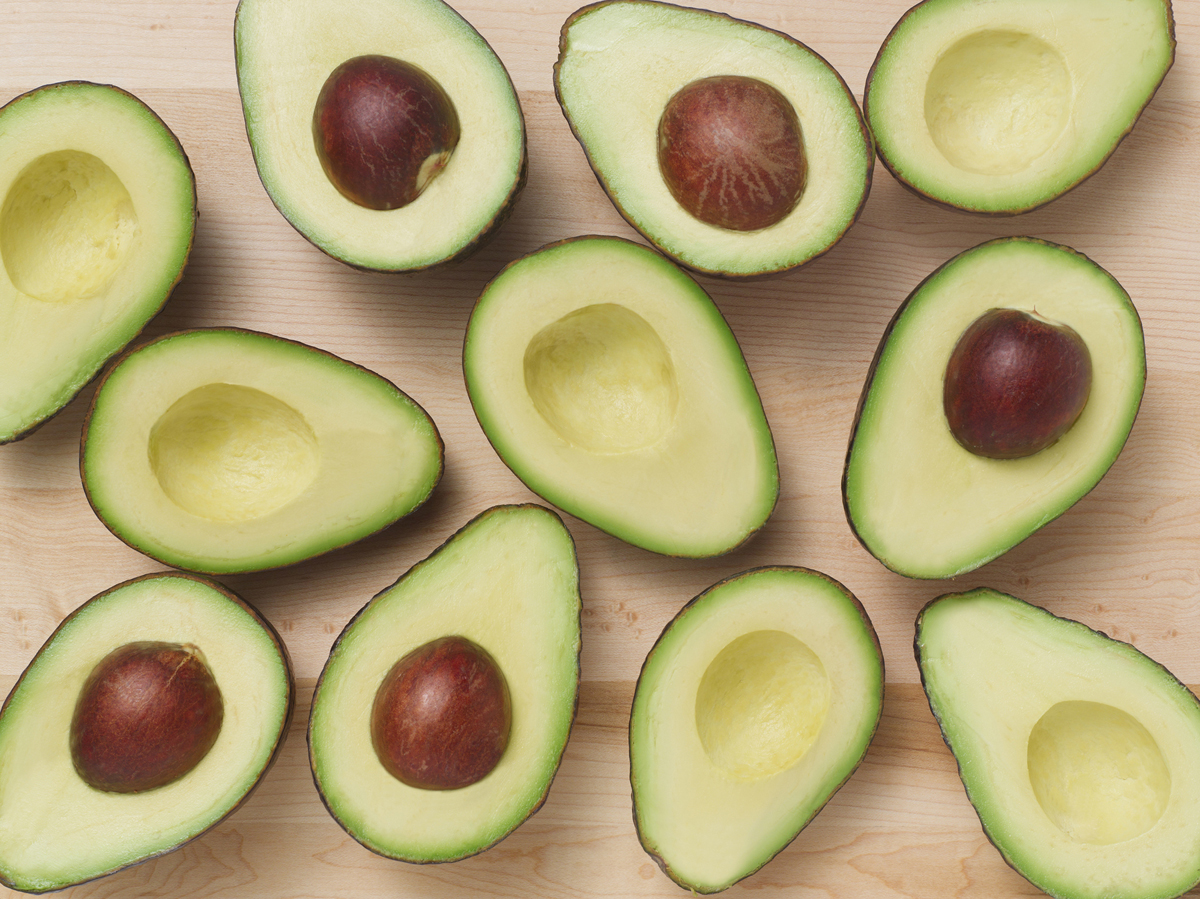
[631,567,883,893]
[554,0,872,278]
[309,504,581,862]
[866,0,1175,213]
[843,238,1145,579]
[81,328,443,574]
[463,236,778,558]
[0,574,293,894]
[917,588,1200,899]
[234,0,525,272]
[0,81,195,443]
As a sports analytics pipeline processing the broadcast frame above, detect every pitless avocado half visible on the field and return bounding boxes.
[631,566,883,893]
[918,588,1200,899]
[81,328,444,575]
[0,81,195,444]
[464,235,779,558]
[866,0,1175,213]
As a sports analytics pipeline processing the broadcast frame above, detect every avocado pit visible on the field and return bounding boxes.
[943,307,1092,459]
[70,640,224,793]
[657,75,806,232]
[370,635,512,790]
[313,54,460,211]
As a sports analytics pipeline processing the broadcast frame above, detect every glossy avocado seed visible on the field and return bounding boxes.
[70,641,224,793]
[371,635,512,790]
[657,75,806,232]
[944,307,1093,459]
[313,54,461,211]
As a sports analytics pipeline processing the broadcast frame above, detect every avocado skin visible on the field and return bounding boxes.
[0,572,295,894]
[554,0,874,280]
[841,236,1146,578]
[0,81,196,445]
[863,0,1176,215]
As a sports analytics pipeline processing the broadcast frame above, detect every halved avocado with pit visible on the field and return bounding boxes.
[463,235,778,558]
[309,504,581,862]
[555,0,873,278]
[81,328,443,574]
[631,566,884,893]
[0,573,293,894]
[918,588,1200,899]
[865,0,1175,213]
[843,237,1145,580]
[234,0,526,272]
[0,81,195,443]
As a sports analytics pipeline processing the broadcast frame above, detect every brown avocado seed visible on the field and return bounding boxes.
[944,307,1093,459]
[70,640,224,793]
[657,74,806,232]
[313,54,461,211]
[370,635,512,791]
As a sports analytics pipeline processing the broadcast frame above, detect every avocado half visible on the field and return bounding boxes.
[0,573,294,894]
[0,81,195,443]
[865,0,1175,214]
[81,328,443,574]
[843,237,1145,579]
[463,235,778,558]
[631,566,883,893]
[234,0,526,272]
[555,0,872,278]
[309,504,581,863]
[917,588,1200,899]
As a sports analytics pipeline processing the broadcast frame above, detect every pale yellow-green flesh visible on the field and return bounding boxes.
[631,568,882,893]
[235,0,523,270]
[918,589,1200,899]
[556,1,870,276]
[0,83,194,440]
[309,505,580,861]
[867,0,1173,211]
[464,237,778,558]
[83,330,442,573]
[0,576,291,893]
[844,239,1144,579]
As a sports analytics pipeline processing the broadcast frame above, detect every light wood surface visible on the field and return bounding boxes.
[0,0,1197,896]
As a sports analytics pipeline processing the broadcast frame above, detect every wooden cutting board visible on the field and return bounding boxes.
[0,0,1196,895]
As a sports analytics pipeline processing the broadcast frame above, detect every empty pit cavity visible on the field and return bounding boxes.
[149,383,320,522]
[0,151,139,302]
[1027,700,1170,844]
[523,303,678,453]
[695,630,830,781]
[924,30,1071,176]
